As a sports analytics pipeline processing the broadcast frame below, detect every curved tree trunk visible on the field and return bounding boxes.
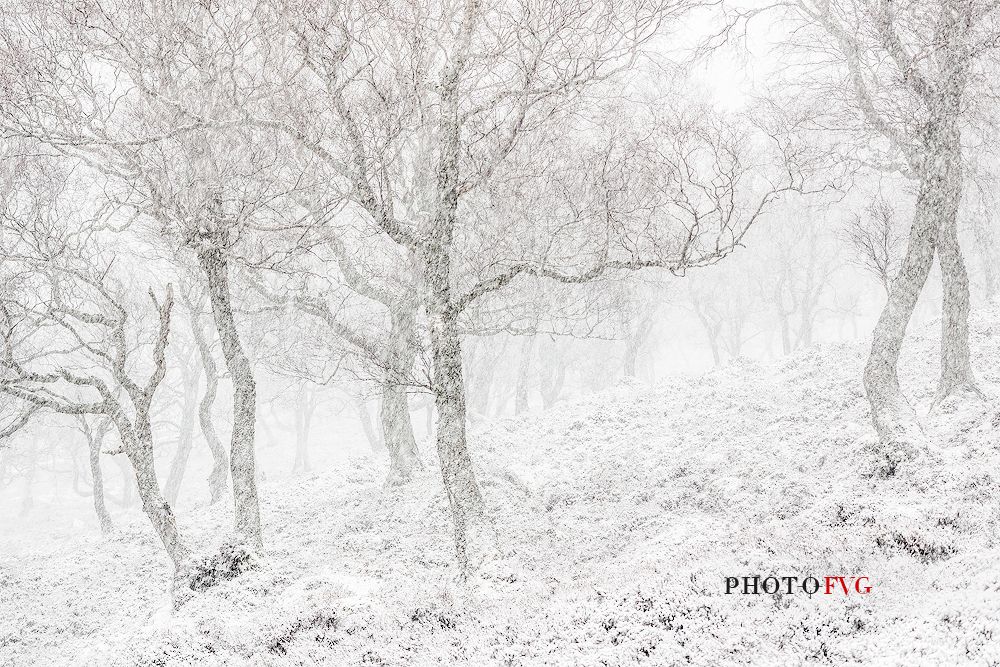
[190,311,229,504]
[197,248,262,548]
[89,440,113,534]
[128,439,188,569]
[864,120,961,451]
[118,405,189,569]
[935,213,980,406]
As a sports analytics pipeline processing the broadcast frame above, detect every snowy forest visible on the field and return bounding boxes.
[1,0,999,665]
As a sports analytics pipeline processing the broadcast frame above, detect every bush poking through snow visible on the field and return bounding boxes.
[187,542,258,592]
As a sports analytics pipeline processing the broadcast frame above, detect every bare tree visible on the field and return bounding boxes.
[259,0,820,568]
[163,336,201,507]
[843,197,905,296]
[0,226,186,569]
[786,0,1000,453]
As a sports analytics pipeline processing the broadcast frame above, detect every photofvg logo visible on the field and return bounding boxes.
[725,576,872,596]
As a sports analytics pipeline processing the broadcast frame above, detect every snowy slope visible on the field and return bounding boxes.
[3,313,1000,666]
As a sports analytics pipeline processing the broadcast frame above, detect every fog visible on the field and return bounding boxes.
[1,1,998,664]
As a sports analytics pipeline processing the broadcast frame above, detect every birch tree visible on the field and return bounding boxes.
[260,0,819,568]
[785,0,1000,453]
[0,0,325,546]
[0,188,187,569]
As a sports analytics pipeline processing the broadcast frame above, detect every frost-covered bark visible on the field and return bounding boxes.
[188,303,229,504]
[795,0,992,446]
[81,419,113,534]
[1,279,189,569]
[935,212,979,404]
[88,437,113,534]
[422,20,487,565]
[197,247,262,548]
[125,423,189,569]
[428,309,484,568]
[865,118,961,446]
[381,306,422,485]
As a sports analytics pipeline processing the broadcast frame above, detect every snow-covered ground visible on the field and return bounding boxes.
[3,313,1000,666]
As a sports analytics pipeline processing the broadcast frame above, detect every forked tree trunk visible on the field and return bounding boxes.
[197,248,262,548]
[426,9,486,569]
[864,119,961,449]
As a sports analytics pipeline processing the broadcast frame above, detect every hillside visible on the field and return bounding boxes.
[3,313,1000,666]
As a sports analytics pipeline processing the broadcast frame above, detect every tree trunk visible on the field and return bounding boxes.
[935,212,980,405]
[623,315,654,377]
[864,119,961,451]
[429,310,483,571]
[379,304,422,485]
[123,407,189,569]
[164,364,200,506]
[970,202,997,302]
[197,248,262,548]
[380,383,420,485]
[356,397,383,452]
[292,385,314,474]
[426,18,486,569]
[85,424,114,534]
[514,336,535,415]
[190,311,229,504]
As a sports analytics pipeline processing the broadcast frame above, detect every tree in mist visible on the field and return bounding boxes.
[0,185,186,568]
[261,0,821,567]
[687,260,758,365]
[179,283,231,505]
[756,210,841,354]
[843,196,905,297]
[785,0,1000,453]
[0,0,330,547]
[252,234,426,486]
[75,416,115,534]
